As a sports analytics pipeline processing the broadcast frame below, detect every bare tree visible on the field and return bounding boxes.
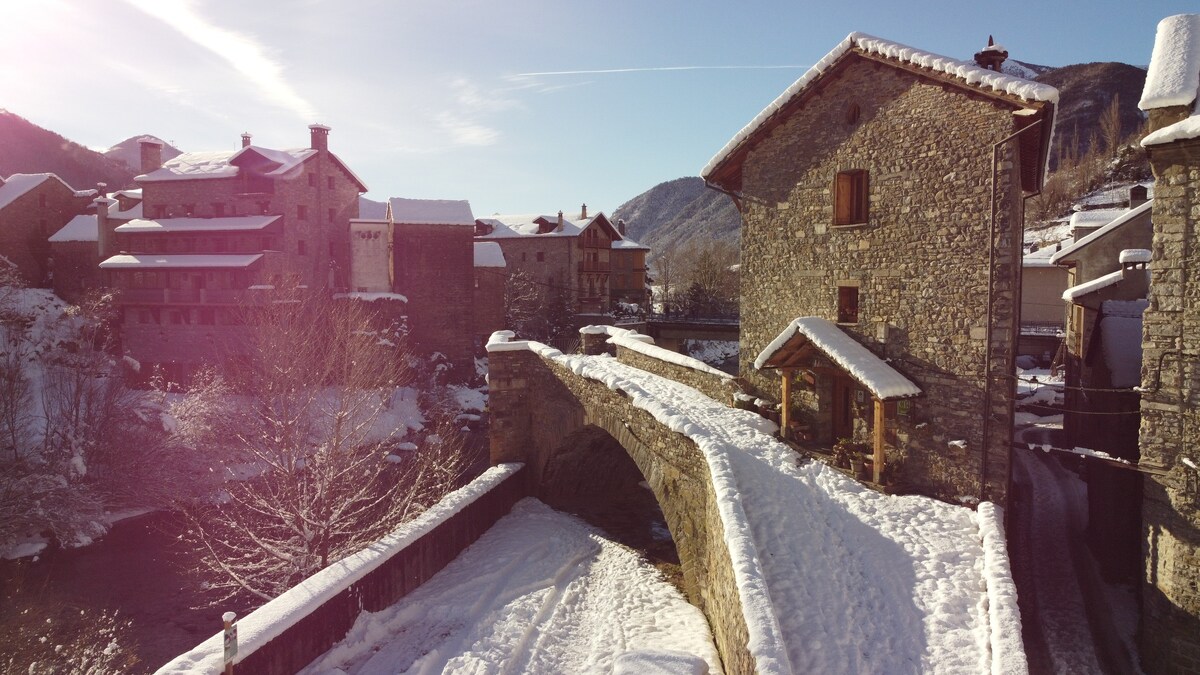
[652,248,678,316]
[1100,93,1123,158]
[0,334,32,461]
[676,240,739,317]
[177,289,469,603]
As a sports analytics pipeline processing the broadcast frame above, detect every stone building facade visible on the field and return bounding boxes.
[0,173,94,285]
[473,242,506,342]
[1135,13,1200,673]
[702,32,1057,505]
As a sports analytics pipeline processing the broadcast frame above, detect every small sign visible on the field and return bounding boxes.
[224,622,238,663]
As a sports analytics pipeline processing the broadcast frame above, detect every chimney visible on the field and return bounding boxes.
[973,35,1008,72]
[557,210,564,232]
[1129,184,1148,208]
[1119,248,1152,297]
[617,218,627,236]
[309,123,330,152]
[581,203,588,220]
[241,132,252,148]
[139,137,164,174]
[95,197,115,259]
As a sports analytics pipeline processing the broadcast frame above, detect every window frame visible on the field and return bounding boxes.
[833,169,869,227]
[837,285,860,324]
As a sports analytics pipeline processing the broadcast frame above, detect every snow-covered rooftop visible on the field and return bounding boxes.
[114,215,281,234]
[1023,245,1061,268]
[0,173,69,210]
[1120,248,1152,263]
[1049,200,1153,265]
[755,317,922,400]
[612,236,650,251]
[48,214,97,242]
[473,241,506,268]
[476,213,586,238]
[702,31,1058,178]
[389,197,475,226]
[1062,269,1132,302]
[98,253,263,269]
[136,146,315,182]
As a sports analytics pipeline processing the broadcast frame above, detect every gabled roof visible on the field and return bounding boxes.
[702,31,1058,193]
[99,253,263,269]
[755,317,922,400]
[49,214,97,242]
[475,210,627,241]
[0,173,75,209]
[114,215,282,234]
[1050,200,1154,265]
[388,198,475,226]
[136,145,368,191]
[473,242,506,268]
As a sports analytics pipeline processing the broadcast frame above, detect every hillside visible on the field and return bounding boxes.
[103,134,183,171]
[0,110,136,190]
[616,60,1147,259]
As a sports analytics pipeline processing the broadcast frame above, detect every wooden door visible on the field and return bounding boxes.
[832,375,855,441]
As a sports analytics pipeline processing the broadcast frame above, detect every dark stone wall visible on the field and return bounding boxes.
[393,223,475,370]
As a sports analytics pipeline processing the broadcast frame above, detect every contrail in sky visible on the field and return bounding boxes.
[511,65,808,77]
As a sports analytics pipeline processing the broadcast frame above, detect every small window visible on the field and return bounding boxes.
[834,170,869,226]
[154,205,167,218]
[536,252,545,262]
[838,286,859,324]
[298,240,307,255]
[184,204,195,216]
[297,205,307,220]
[307,173,316,187]
[846,102,861,125]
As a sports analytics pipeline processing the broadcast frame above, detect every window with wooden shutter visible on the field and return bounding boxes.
[834,170,869,226]
[838,285,859,324]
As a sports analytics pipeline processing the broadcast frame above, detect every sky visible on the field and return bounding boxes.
[0,0,1195,217]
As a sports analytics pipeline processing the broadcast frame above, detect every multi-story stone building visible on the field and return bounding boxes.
[702,32,1056,503]
[1135,13,1200,673]
[0,173,95,285]
[49,189,143,302]
[99,127,366,379]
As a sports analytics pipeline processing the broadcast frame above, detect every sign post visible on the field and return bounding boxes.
[223,611,238,675]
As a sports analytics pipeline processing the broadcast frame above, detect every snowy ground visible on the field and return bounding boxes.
[300,498,721,675]
[489,336,1024,673]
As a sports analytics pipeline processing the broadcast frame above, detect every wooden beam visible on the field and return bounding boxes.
[873,398,885,484]
[780,369,792,439]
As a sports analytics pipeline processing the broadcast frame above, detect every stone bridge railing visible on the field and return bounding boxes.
[487,331,761,673]
[580,324,741,404]
[157,464,527,675]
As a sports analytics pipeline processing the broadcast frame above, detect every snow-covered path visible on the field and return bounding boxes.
[506,343,1024,674]
[300,498,721,674]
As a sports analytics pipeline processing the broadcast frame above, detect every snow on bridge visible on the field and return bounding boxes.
[489,332,1026,674]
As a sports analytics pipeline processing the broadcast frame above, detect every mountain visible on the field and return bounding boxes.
[612,177,740,257]
[0,110,136,190]
[359,196,388,219]
[615,60,1147,259]
[103,134,182,171]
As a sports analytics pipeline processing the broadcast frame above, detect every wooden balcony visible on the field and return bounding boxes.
[117,288,264,305]
[577,260,610,273]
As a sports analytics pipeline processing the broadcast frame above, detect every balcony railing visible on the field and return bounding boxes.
[577,260,610,273]
[117,288,265,305]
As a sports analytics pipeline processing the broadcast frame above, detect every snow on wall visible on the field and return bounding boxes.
[977,503,1028,675]
[578,324,734,381]
[155,463,524,674]
[702,31,1058,178]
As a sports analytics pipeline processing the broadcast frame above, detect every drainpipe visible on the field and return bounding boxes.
[981,118,1043,503]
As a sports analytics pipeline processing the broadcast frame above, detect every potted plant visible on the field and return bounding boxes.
[833,438,855,469]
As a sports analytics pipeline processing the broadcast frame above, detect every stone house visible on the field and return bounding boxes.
[702,32,1057,504]
[473,241,506,341]
[0,173,95,285]
[1019,244,1067,362]
[1134,13,1200,673]
[610,219,650,309]
[100,127,366,379]
[49,189,144,303]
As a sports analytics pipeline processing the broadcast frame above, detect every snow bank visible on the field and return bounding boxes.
[156,463,524,674]
[977,504,1028,675]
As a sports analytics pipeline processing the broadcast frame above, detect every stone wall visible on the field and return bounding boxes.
[613,345,736,404]
[0,177,89,285]
[733,55,1028,505]
[50,240,102,304]
[1139,136,1200,674]
[393,223,475,370]
[487,346,755,673]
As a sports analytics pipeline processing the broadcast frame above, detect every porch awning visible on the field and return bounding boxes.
[754,317,922,401]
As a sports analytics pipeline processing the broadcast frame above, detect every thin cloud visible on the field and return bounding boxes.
[122,0,318,121]
[436,112,499,147]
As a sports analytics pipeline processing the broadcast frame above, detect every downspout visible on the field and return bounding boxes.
[981,118,1043,503]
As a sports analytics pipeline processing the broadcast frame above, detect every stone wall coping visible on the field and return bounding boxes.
[157,463,525,674]
[579,324,734,380]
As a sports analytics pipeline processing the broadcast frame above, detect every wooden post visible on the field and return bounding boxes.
[780,369,792,439]
[873,398,885,484]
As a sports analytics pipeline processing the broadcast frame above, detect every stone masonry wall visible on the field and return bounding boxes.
[394,223,475,369]
[488,347,756,673]
[0,178,88,285]
[734,55,1026,504]
[613,345,737,405]
[1139,138,1200,674]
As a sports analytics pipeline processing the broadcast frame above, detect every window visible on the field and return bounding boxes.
[307,173,316,187]
[834,170,869,226]
[838,286,859,324]
[154,205,167,218]
[297,205,307,220]
[298,240,307,255]
[183,204,195,216]
[846,102,861,125]
[328,208,336,223]
[327,176,334,190]
[536,252,545,262]
[213,203,225,217]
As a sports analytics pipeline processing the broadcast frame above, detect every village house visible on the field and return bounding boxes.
[1019,243,1067,362]
[1134,12,1200,673]
[474,205,650,319]
[49,189,144,302]
[702,32,1056,503]
[99,126,366,380]
[0,173,96,285]
[473,241,506,342]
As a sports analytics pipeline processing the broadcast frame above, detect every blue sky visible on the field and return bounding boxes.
[0,0,1194,216]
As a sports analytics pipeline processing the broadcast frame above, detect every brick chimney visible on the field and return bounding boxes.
[309,124,330,152]
[139,137,164,174]
[241,132,252,148]
[1129,184,1148,208]
[557,210,564,232]
[95,197,116,259]
[581,203,588,220]
[617,218,627,236]
[973,35,1008,72]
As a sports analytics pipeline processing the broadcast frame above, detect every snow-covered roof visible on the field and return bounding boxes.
[1049,200,1154,265]
[476,214,586,238]
[612,236,650,251]
[702,31,1058,179]
[112,201,143,220]
[0,173,71,210]
[48,214,97,242]
[99,253,263,269]
[473,241,506,268]
[1099,299,1148,388]
[1062,269,1126,301]
[389,198,475,226]
[1140,14,1200,110]
[755,317,922,400]
[1120,248,1152,264]
[114,215,281,234]
[1023,245,1061,268]
[136,146,315,182]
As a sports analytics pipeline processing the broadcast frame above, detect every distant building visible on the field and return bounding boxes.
[49,189,143,303]
[0,173,95,284]
[1019,244,1067,362]
[473,242,506,341]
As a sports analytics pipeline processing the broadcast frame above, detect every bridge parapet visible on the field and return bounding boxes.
[580,325,743,404]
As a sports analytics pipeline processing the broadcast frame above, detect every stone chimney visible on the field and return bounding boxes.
[973,35,1008,72]
[1129,184,1148,208]
[241,132,252,148]
[139,137,164,174]
[617,218,627,236]
[557,210,564,232]
[581,203,588,220]
[309,124,330,152]
[95,197,116,259]
[1120,248,1152,297]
